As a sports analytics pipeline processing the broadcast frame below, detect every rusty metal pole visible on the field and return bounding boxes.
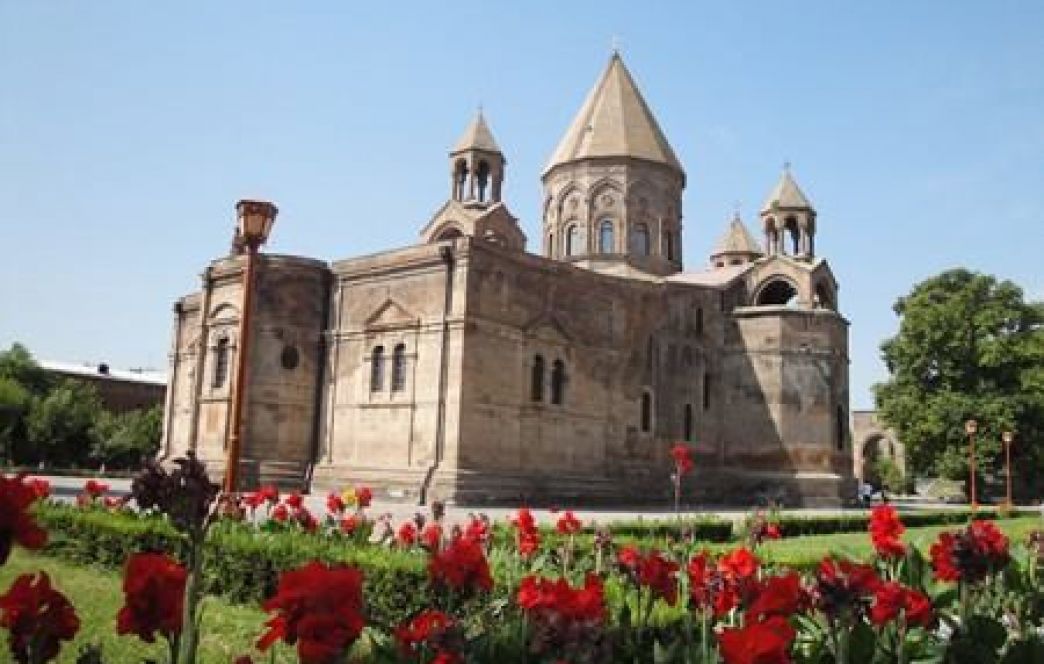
[223,244,258,493]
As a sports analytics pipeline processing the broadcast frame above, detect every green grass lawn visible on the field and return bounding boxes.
[2,516,1039,663]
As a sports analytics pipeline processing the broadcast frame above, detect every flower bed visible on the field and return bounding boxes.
[3,466,1043,663]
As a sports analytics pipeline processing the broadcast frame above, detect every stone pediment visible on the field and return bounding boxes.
[364,299,419,330]
[524,313,573,343]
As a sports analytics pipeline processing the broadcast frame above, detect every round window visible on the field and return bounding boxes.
[281,345,300,370]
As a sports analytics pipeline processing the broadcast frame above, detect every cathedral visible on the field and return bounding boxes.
[161,54,854,506]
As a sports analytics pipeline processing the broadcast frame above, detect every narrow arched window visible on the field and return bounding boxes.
[703,373,711,410]
[476,161,490,202]
[641,391,653,432]
[547,233,554,257]
[684,403,694,441]
[551,360,566,405]
[531,355,545,402]
[664,231,674,260]
[370,345,385,392]
[212,337,230,388]
[695,307,704,335]
[598,219,614,254]
[565,225,580,256]
[391,344,406,392]
[836,406,846,451]
[631,223,650,256]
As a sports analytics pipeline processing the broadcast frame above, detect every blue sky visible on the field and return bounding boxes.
[1,2,1041,408]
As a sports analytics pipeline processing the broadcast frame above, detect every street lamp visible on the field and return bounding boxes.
[223,199,278,494]
[964,419,978,511]
[1002,430,1015,509]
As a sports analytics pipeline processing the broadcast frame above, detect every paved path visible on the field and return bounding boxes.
[27,473,1020,528]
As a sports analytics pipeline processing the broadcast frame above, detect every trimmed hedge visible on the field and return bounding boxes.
[771,508,1028,538]
[34,504,428,626]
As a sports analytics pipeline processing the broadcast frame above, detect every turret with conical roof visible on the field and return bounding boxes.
[450,110,504,205]
[710,212,763,268]
[541,53,685,276]
[760,166,817,260]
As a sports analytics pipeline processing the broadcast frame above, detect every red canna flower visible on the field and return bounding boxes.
[84,479,109,498]
[617,544,642,570]
[0,572,80,664]
[258,562,366,664]
[512,508,541,557]
[930,521,1010,584]
[464,515,489,544]
[869,581,933,628]
[868,505,906,559]
[746,572,803,622]
[326,492,345,516]
[0,474,48,565]
[555,510,582,535]
[422,523,443,551]
[285,492,304,510]
[637,549,680,606]
[813,557,881,620]
[719,547,759,581]
[718,614,795,664]
[272,504,290,523]
[296,507,319,533]
[517,573,606,625]
[395,609,456,658]
[26,478,50,500]
[258,485,280,504]
[397,522,418,547]
[116,552,187,644]
[670,443,695,475]
[340,515,359,535]
[428,536,493,593]
[354,486,373,508]
[243,492,265,512]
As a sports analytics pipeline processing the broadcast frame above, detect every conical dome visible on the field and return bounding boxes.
[452,111,501,155]
[761,169,812,212]
[712,214,763,256]
[544,53,683,176]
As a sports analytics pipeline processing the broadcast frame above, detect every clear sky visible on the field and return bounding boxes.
[1,2,1041,408]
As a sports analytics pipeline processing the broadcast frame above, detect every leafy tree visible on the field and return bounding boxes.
[0,342,53,395]
[91,405,163,469]
[25,378,105,468]
[874,269,1043,495]
[0,376,31,465]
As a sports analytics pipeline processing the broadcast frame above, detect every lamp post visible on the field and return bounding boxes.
[964,419,978,511]
[223,199,278,494]
[1002,430,1015,509]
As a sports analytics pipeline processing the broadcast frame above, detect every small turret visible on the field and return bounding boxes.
[760,166,816,260]
[450,111,504,205]
[710,212,763,268]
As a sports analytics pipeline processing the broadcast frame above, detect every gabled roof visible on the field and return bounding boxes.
[452,111,501,155]
[544,53,683,175]
[712,214,763,256]
[761,168,813,212]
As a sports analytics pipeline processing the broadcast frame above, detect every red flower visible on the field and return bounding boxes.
[869,581,933,628]
[869,505,906,559]
[325,492,345,515]
[813,557,881,619]
[930,521,1010,584]
[464,516,489,544]
[0,572,80,664]
[258,562,366,664]
[285,492,304,510]
[718,615,795,664]
[258,485,280,504]
[422,523,443,551]
[296,507,319,533]
[354,486,373,508]
[0,474,48,565]
[764,523,782,539]
[556,511,582,535]
[26,478,50,500]
[671,443,694,475]
[84,479,109,498]
[428,536,493,593]
[243,492,265,511]
[116,552,187,643]
[340,515,359,535]
[397,522,418,546]
[272,504,290,523]
[512,508,540,557]
[517,573,606,624]
[637,549,680,605]
[617,544,641,570]
[395,609,455,657]
[719,547,759,581]
[746,572,802,621]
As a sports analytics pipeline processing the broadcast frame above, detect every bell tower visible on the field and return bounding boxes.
[760,166,816,260]
[449,110,504,205]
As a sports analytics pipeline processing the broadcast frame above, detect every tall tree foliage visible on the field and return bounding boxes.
[874,269,1043,492]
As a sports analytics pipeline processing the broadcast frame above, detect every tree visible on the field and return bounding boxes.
[874,269,1043,495]
[26,378,105,468]
[0,342,53,396]
[91,405,163,469]
[0,343,53,466]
